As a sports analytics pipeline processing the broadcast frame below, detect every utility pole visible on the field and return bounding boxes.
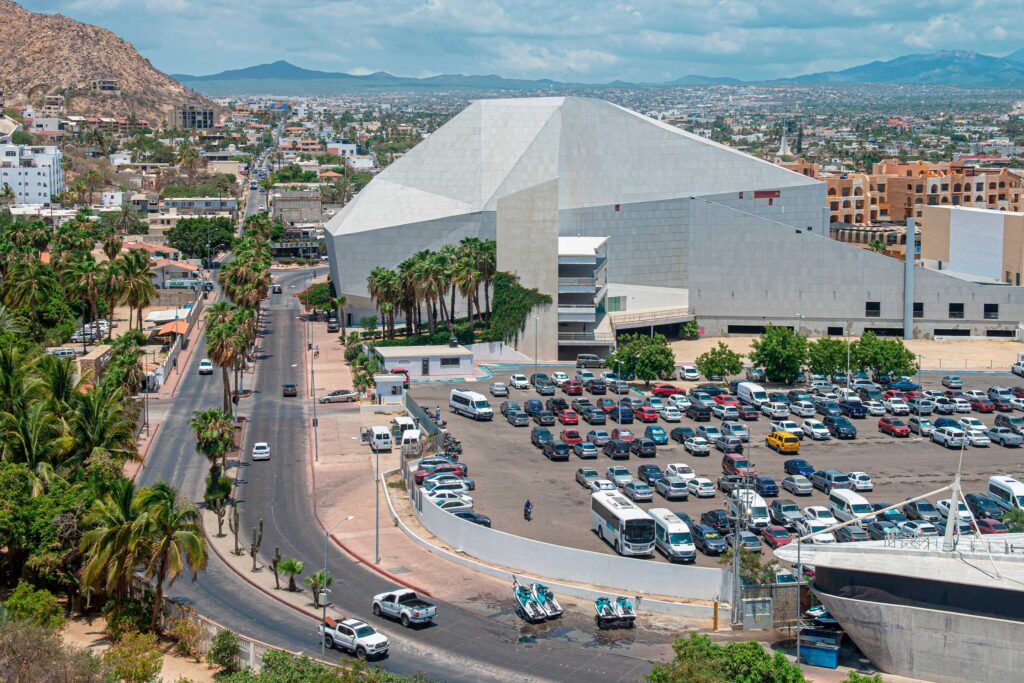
[321,515,354,657]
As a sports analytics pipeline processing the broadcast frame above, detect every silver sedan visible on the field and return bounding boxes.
[781,475,813,496]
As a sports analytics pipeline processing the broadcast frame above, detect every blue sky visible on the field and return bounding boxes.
[22,0,1024,81]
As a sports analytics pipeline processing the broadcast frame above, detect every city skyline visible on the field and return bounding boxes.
[20,0,1024,83]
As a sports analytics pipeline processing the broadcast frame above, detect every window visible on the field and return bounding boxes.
[827,326,844,336]
[913,302,923,319]
[440,357,460,368]
[949,303,964,319]
[865,302,880,318]
[984,304,999,320]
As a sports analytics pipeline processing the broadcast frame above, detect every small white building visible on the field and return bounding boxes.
[373,344,474,378]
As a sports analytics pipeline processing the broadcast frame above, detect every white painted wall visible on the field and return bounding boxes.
[949,208,1003,280]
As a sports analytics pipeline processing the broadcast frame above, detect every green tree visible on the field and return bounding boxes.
[278,556,303,592]
[646,633,804,683]
[1003,508,1024,532]
[679,320,699,340]
[718,548,781,585]
[843,674,884,683]
[852,332,917,378]
[806,337,851,377]
[166,216,236,260]
[103,630,163,683]
[3,580,64,629]
[749,325,808,384]
[695,342,743,380]
[207,628,240,672]
[608,333,678,387]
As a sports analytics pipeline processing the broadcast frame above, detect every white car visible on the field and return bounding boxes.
[660,406,682,422]
[590,479,617,493]
[802,419,830,440]
[862,400,886,416]
[797,520,836,544]
[922,389,945,400]
[679,365,699,381]
[847,471,873,492]
[684,437,711,455]
[687,477,716,498]
[837,388,859,401]
[899,520,939,537]
[958,417,986,433]
[1011,396,1024,411]
[198,359,214,375]
[761,402,789,419]
[551,372,569,387]
[965,431,991,447]
[509,374,529,390]
[803,505,838,527]
[605,466,633,487]
[712,404,739,420]
[665,463,696,481]
[668,394,692,410]
[790,401,816,418]
[963,390,986,401]
[426,490,473,506]
[252,442,271,461]
[770,420,803,439]
[951,398,972,413]
[936,498,971,521]
[883,398,910,415]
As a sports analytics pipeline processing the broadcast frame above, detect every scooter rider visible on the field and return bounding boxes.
[524,499,533,521]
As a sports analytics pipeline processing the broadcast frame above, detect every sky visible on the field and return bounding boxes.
[21,0,1024,82]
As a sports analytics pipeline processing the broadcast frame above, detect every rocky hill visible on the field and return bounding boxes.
[0,0,217,124]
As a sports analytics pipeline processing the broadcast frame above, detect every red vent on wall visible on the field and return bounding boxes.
[754,190,781,199]
[614,204,620,211]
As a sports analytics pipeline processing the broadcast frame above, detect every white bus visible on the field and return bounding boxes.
[590,491,656,556]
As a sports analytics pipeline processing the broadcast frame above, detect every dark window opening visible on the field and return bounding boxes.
[984,304,999,320]
[827,327,844,336]
[865,302,881,318]
[949,303,964,319]
[934,328,970,337]
[986,329,1014,338]
[913,302,923,319]
[866,328,904,337]
[727,325,766,334]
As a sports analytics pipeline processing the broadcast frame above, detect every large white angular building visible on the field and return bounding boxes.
[0,144,65,204]
[325,97,1024,359]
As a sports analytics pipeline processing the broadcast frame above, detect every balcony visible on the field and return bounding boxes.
[558,330,615,344]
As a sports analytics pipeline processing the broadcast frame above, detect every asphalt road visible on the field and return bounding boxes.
[141,268,657,682]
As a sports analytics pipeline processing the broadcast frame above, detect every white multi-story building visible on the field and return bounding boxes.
[0,144,65,204]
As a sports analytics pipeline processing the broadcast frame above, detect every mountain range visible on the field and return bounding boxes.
[175,50,1024,96]
[0,0,217,122]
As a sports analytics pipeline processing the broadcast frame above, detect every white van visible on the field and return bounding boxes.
[727,490,771,530]
[988,475,1024,512]
[648,508,696,563]
[369,426,392,452]
[828,489,875,525]
[736,382,769,407]
[390,416,416,439]
[399,429,423,458]
[449,389,493,421]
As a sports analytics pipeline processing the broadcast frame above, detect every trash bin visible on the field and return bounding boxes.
[798,628,841,669]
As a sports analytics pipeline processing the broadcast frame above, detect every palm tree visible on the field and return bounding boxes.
[278,556,303,592]
[0,183,15,208]
[189,408,234,479]
[69,385,138,464]
[206,322,239,415]
[439,243,459,330]
[83,169,102,206]
[79,479,148,615]
[366,267,400,338]
[3,259,59,313]
[0,346,43,418]
[136,482,208,631]
[205,300,236,327]
[0,304,25,338]
[0,401,74,495]
[100,226,123,262]
[37,354,85,419]
[452,256,481,322]
[71,258,104,340]
[176,140,200,186]
[101,257,125,340]
[120,249,156,330]
[112,203,144,236]
[332,295,347,338]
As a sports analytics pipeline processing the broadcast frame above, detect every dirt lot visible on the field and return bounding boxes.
[409,366,1024,569]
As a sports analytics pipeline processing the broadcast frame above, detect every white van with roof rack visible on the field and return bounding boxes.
[449,388,493,421]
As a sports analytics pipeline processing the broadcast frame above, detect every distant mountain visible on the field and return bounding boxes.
[0,0,217,122]
[177,49,1024,97]
[780,50,1024,87]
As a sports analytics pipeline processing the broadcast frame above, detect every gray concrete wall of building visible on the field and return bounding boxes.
[497,179,559,359]
[818,590,1024,683]
[688,198,1024,337]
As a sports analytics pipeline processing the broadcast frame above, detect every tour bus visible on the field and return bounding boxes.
[590,491,656,556]
[988,475,1024,512]
[828,489,876,525]
[648,508,697,563]
[736,381,769,407]
[448,388,493,420]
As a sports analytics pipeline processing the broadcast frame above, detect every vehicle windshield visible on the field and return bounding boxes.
[624,519,656,543]
[733,459,751,469]
[354,626,376,638]
[781,504,799,512]
[833,475,850,484]
[770,529,788,538]
[1016,496,1024,508]
[917,501,937,511]
[474,401,490,409]
[752,392,768,401]
[751,506,768,518]
[669,532,693,544]
[852,504,873,514]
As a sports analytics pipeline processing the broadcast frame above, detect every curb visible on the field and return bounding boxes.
[127,423,160,482]
[307,418,434,598]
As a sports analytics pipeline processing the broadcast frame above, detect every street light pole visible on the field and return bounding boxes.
[375,449,380,564]
[533,315,538,378]
[321,514,354,657]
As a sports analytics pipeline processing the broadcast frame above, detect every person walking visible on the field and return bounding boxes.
[523,499,533,522]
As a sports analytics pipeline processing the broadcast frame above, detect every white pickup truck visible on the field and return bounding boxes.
[371,588,437,627]
[318,617,390,659]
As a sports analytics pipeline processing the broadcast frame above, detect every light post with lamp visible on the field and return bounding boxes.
[321,514,355,657]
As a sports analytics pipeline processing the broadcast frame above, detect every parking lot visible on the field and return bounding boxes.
[409,366,1024,569]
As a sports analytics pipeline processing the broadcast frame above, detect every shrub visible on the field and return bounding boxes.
[104,630,163,683]
[3,581,64,629]
[0,620,105,682]
[169,617,204,662]
[679,320,699,340]
[102,596,148,641]
[207,628,240,672]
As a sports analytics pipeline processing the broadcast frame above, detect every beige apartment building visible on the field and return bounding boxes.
[780,158,1023,226]
[920,204,1024,286]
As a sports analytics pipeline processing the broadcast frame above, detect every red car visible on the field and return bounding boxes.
[903,390,923,401]
[945,390,966,399]
[882,390,904,400]
[611,428,634,442]
[562,380,584,396]
[1011,387,1024,399]
[761,525,792,549]
[560,429,583,445]
[635,407,660,423]
[713,394,738,407]
[599,398,618,413]
[976,519,1009,534]
[651,383,685,398]
[557,409,579,425]
[878,417,910,437]
[970,397,995,413]
[991,397,1014,412]
[414,463,466,484]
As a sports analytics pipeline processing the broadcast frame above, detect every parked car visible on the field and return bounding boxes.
[835,525,870,543]
[872,504,908,525]
[452,510,492,527]
[839,400,868,419]
[801,420,830,441]
[899,520,939,537]
[645,425,668,445]
[711,404,739,420]
[622,481,654,502]
[986,426,1024,447]
[697,425,723,442]
[761,525,792,549]
[970,397,996,414]
[765,430,800,454]
[761,402,789,419]
[726,530,764,552]
[717,474,748,495]
[714,436,744,454]
[721,453,756,476]
[630,438,657,457]
[603,439,630,459]
[670,426,696,444]
[720,421,750,442]
[687,477,716,498]
[866,520,901,540]
[532,410,556,426]
[770,499,806,528]
[605,465,633,487]
[931,426,968,449]
[576,468,601,487]
[995,413,1024,435]
[585,379,608,395]
[754,475,779,498]
[372,589,436,627]
[651,383,685,397]
[660,406,682,423]
[903,498,942,523]
[976,519,1009,534]
[319,388,359,404]
[823,415,857,439]
[736,404,760,421]
[611,428,635,443]
[810,469,852,494]
[582,407,607,425]
[530,427,554,448]
[700,509,734,535]
[684,437,711,456]
[878,417,910,437]
[562,380,584,396]
[908,416,934,436]
[608,407,635,424]
[847,471,874,492]
[587,429,611,446]
[685,403,711,421]
[679,365,700,381]
[965,492,1004,520]
[590,479,617,493]
[509,374,529,389]
[489,382,509,397]
[506,410,529,426]
[941,375,963,389]
[692,524,728,555]
[573,440,598,459]
[790,400,816,418]
[198,359,214,375]
[656,475,690,500]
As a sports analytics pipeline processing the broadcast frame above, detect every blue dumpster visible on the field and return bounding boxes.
[798,628,840,669]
